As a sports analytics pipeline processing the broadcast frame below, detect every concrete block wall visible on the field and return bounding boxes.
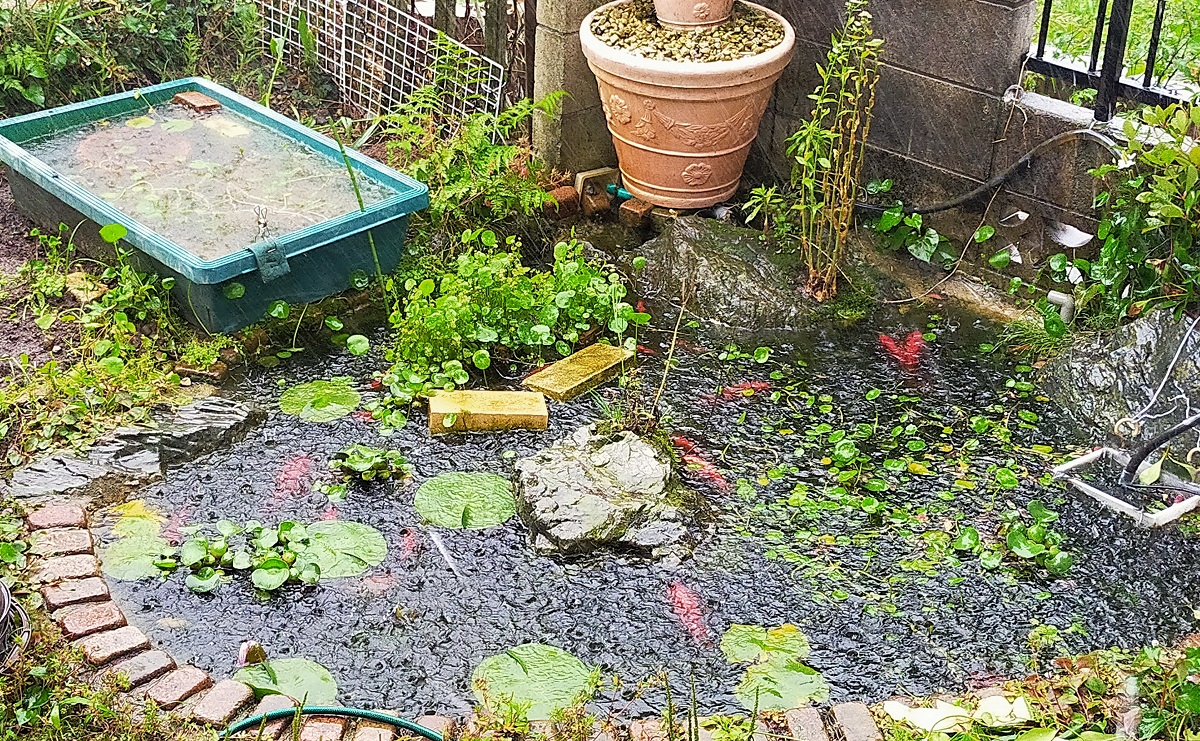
[532,0,1104,241]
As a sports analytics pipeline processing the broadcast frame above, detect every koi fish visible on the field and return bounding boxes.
[319,506,339,521]
[161,507,192,546]
[681,453,729,491]
[354,410,376,423]
[879,330,925,369]
[397,528,419,559]
[369,379,384,390]
[671,436,701,455]
[636,300,650,315]
[362,572,397,595]
[667,581,710,644]
[275,454,314,497]
[637,344,658,355]
[720,381,770,399]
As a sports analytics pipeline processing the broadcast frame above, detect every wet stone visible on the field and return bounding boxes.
[103,650,176,687]
[156,396,264,466]
[352,722,396,741]
[145,666,212,709]
[33,554,100,583]
[26,503,88,530]
[238,694,299,740]
[545,185,581,219]
[174,91,223,111]
[190,679,255,727]
[831,703,881,741]
[29,527,94,557]
[77,625,151,665]
[785,707,829,741]
[300,716,348,741]
[55,601,126,639]
[416,715,457,738]
[42,577,110,610]
[10,455,111,499]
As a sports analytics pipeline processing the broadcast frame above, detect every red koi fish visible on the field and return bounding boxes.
[353,410,375,423]
[681,453,729,491]
[319,506,339,521]
[671,436,701,455]
[275,455,314,497]
[879,330,925,369]
[668,581,711,644]
[161,507,192,545]
[397,528,419,559]
[720,381,770,400]
[636,300,650,315]
[637,344,658,355]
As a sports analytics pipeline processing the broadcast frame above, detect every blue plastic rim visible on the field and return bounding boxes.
[0,77,429,286]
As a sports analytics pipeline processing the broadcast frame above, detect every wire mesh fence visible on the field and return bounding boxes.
[253,0,510,118]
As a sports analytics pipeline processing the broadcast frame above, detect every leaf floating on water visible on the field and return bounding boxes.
[295,521,386,579]
[414,473,516,529]
[720,624,829,710]
[234,658,338,704]
[125,116,156,129]
[200,116,250,138]
[471,644,597,721]
[100,500,170,581]
[159,119,194,133]
[279,378,361,423]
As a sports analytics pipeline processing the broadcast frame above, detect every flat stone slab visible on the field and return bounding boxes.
[10,455,110,499]
[103,650,176,687]
[427,391,548,434]
[27,503,88,530]
[786,707,829,741]
[77,625,150,665]
[415,716,457,738]
[300,716,348,741]
[831,703,881,741]
[145,666,212,708]
[237,694,299,740]
[55,601,125,638]
[29,527,94,556]
[352,722,396,741]
[191,679,255,727]
[33,554,100,583]
[523,343,634,401]
[42,577,110,610]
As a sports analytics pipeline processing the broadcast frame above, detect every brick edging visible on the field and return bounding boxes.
[22,502,886,741]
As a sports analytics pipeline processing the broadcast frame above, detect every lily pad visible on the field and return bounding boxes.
[126,116,156,129]
[414,473,516,529]
[471,644,597,720]
[295,521,386,579]
[720,624,829,711]
[99,500,171,581]
[279,378,361,423]
[234,657,338,704]
[160,118,194,133]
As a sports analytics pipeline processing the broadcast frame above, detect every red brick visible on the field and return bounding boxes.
[190,679,255,727]
[352,723,395,741]
[416,716,457,738]
[544,185,581,219]
[145,666,212,709]
[42,577,109,610]
[103,650,176,687]
[237,694,299,740]
[173,91,222,111]
[786,708,829,741]
[55,601,125,638]
[27,503,87,530]
[76,626,150,665]
[581,190,614,217]
[33,554,100,584]
[29,528,94,557]
[619,198,654,228]
[300,716,348,741]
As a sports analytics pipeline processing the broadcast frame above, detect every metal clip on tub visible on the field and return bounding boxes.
[250,240,291,283]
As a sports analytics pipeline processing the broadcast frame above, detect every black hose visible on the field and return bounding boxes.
[1120,412,1200,485]
[854,128,1123,216]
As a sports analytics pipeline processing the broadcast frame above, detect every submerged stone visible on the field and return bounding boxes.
[621,215,810,329]
[1041,309,1200,442]
[513,425,701,557]
[523,343,634,401]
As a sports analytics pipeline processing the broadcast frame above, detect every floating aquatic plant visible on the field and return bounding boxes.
[279,377,361,422]
[719,624,829,710]
[471,644,599,720]
[414,472,516,529]
[234,657,339,704]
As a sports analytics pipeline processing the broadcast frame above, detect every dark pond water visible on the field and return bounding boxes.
[101,303,1200,717]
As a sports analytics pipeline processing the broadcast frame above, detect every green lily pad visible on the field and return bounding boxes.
[126,116,156,129]
[414,473,516,529]
[471,644,597,720]
[160,118,194,132]
[279,378,361,423]
[99,500,171,581]
[295,521,386,579]
[234,658,338,704]
[721,624,829,711]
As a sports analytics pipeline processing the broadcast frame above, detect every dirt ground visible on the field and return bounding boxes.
[0,171,56,372]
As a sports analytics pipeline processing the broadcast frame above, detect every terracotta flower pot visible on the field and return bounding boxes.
[652,0,733,30]
[581,1,795,209]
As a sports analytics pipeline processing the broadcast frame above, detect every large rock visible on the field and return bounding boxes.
[513,425,699,557]
[1041,310,1200,442]
[626,216,810,329]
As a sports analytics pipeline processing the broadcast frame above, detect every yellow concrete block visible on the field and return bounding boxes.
[427,391,548,434]
[522,343,634,401]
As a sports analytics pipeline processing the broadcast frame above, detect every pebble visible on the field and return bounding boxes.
[591,0,784,62]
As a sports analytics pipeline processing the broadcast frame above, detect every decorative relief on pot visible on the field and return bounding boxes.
[681,163,714,186]
[693,2,711,19]
[603,94,632,125]
[630,100,657,140]
[651,102,764,150]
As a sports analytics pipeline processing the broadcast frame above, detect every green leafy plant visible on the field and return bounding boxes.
[873,205,959,269]
[329,443,412,481]
[954,500,1074,576]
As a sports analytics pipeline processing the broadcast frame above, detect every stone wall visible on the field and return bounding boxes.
[532,0,1113,254]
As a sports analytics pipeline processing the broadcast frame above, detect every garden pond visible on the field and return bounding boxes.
[95,303,1200,717]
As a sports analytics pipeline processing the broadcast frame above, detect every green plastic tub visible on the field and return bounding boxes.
[0,78,428,333]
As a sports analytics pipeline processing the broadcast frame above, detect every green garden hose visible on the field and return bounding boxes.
[223,706,445,741]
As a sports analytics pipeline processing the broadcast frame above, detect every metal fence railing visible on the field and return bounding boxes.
[1025,0,1193,122]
